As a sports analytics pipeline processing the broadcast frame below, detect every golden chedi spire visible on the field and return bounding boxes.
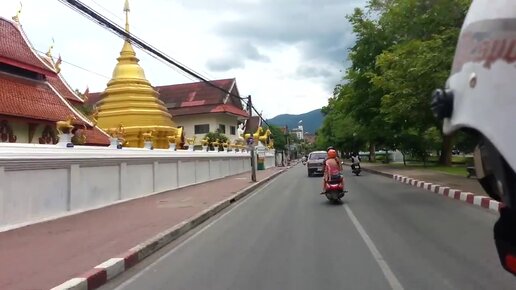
[95,0,177,149]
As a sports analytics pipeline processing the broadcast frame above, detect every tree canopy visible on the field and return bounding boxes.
[317,0,474,165]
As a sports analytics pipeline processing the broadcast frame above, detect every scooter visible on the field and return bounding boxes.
[322,176,346,202]
[351,164,361,176]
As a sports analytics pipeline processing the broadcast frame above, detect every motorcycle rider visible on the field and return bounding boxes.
[322,149,343,194]
[324,146,341,168]
[431,0,516,275]
[351,152,361,171]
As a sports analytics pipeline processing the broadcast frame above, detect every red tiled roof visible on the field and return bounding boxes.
[85,92,102,106]
[47,74,84,104]
[244,116,261,133]
[0,72,89,124]
[170,104,248,118]
[76,127,110,146]
[155,78,240,108]
[0,18,53,74]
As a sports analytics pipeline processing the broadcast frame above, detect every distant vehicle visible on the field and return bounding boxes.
[452,149,461,155]
[307,151,327,177]
[351,163,361,176]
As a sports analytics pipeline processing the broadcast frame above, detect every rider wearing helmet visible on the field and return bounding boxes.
[431,0,516,275]
[322,149,343,194]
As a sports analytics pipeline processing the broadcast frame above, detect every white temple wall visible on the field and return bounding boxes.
[0,145,273,231]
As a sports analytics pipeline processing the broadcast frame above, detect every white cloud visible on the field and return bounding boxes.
[0,0,365,118]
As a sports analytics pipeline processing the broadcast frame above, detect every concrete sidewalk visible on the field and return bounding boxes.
[0,166,287,290]
[352,162,487,196]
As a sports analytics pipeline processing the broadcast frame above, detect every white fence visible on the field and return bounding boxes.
[0,144,275,231]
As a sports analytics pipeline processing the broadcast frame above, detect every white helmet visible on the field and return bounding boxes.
[432,0,516,207]
[433,1,516,275]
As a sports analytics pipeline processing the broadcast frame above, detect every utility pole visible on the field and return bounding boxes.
[248,95,257,182]
[286,124,290,165]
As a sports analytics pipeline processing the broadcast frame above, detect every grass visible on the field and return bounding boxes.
[376,161,468,177]
[364,153,473,177]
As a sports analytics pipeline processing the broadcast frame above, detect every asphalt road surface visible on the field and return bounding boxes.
[102,164,516,290]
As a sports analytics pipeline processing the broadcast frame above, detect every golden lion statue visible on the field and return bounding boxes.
[56,115,76,134]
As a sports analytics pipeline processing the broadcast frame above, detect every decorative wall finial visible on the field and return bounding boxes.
[46,37,55,59]
[12,2,22,23]
[55,54,62,73]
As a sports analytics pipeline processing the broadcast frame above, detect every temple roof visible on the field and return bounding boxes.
[168,104,249,118]
[47,74,85,104]
[156,78,238,107]
[244,116,262,134]
[0,72,87,123]
[0,72,109,145]
[0,17,54,74]
[156,78,248,118]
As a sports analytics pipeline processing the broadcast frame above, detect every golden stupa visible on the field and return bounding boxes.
[95,0,178,149]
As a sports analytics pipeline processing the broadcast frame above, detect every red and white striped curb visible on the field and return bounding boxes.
[392,174,502,213]
[51,169,287,290]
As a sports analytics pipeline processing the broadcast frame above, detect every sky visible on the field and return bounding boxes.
[1,0,366,119]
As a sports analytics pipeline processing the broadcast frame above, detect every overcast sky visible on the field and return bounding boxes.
[1,0,366,119]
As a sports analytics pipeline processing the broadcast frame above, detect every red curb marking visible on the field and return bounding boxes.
[453,191,461,199]
[466,194,474,204]
[81,268,106,290]
[481,197,490,208]
[427,184,432,190]
[434,186,440,193]
[443,188,450,196]
[123,250,139,269]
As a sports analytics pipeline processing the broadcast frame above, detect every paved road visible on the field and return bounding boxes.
[103,165,516,290]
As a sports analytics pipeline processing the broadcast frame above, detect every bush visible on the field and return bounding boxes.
[204,132,229,151]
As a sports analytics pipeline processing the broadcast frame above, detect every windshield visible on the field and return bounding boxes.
[309,153,327,160]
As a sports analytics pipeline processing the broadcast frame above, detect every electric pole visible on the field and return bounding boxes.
[248,95,257,182]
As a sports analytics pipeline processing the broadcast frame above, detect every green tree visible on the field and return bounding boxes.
[370,0,470,165]
[265,125,287,150]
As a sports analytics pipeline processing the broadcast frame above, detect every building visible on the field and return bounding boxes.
[304,132,316,144]
[0,16,109,146]
[155,78,249,143]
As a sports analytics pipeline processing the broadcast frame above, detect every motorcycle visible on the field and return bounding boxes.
[351,164,361,176]
[322,174,346,202]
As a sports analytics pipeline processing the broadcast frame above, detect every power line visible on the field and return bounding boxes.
[57,0,272,128]
[34,48,110,79]
[88,0,214,83]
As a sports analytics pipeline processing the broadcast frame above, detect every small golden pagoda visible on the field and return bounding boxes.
[95,0,177,148]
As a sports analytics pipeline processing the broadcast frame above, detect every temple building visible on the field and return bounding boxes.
[154,78,248,143]
[0,14,109,146]
[88,78,249,144]
[92,0,179,149]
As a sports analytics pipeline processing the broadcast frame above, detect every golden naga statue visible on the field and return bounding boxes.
[222,141,229,148]
[212,139,220,148]
[201,138,209,146]
[244,127,263,143]
[108,123,125,138]
[167,135,176,144]
[186,136,196,145]
[72,125,87,145]
[56,115,76,134]
[142,130,153,142]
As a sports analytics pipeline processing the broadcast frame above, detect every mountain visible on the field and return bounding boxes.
[267,109,324,134]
